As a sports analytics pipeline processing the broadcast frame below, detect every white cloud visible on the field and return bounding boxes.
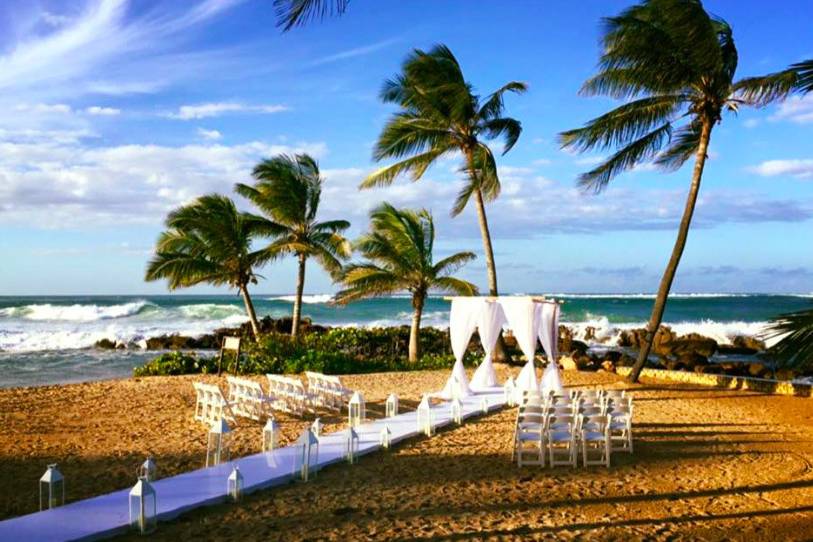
[85,106,120,116]
[748,159,813,178]
[743,118,760,128]
[41,11,75,28]
[771,95,813,124]
[574,155,605,166]
[168,102,288,120]
[15,103,72,114]
[0,135,327,228]
[532,158,552,166]
[308,38,400,67]
[197,127,222,140]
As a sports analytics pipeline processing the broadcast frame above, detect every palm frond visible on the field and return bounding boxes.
[734,70,799,106]
[360,148,448,189]
[274,0,348,31]
[578,123,672,192]
[654,121,702,171]
[479,117,522,154]
[432,252,476,275]
[431,276,478,296]
[477,81,528,121]
[793,59,813,92]
[763,308,813,371]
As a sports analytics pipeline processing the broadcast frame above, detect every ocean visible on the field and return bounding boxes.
[1,293,811,388]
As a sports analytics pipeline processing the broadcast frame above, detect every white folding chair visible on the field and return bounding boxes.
[580,414,611,467]
[515,410,546,467]
[608,401,634,454]
[546,414,578,468]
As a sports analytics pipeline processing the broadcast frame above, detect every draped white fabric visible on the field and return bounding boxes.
[538,302,564,393]
[470,301,506,390]
[440,298,481,399]
[499,297,540,392]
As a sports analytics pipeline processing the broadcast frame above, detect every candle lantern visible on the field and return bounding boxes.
[379,425,392,449]
[39,463,65,511]
[227,465,244,502]
[503,377,517,407]
[348,391,365,428]
[129,476,157,535]
[206,418,231,467]
[311,417,323,438]
[480,397,489,415]
[294,428,319,482]
[139,457,156,482]
[385,393,399,418]
[416,395,434,437]
[450,398,463,425]
[262,416,280,452]
[344,427,360,464]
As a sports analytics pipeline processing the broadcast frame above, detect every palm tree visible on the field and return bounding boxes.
[273,0,348,31]
[361,44,525,361]
[763,308,813,374]
[145,195,277,339]
[559,0,792,383]
[236,154,351,338]
[334,203,478,362]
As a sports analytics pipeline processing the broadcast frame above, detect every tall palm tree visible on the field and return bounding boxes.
[334,203,478,362]
[559,0,792,383]
[145,195,276,339]
[361,44,525,361]
[236,154,351,338]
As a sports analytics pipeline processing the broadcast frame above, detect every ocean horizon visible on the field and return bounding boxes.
[1,292,811,389]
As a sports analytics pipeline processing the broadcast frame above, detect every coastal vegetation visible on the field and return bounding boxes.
[334,203,478,362]
[144,195,277,339]
[235,154,351,338]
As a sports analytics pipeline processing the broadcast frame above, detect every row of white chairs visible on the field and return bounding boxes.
[193,382,235,425]
[304,371,354,411]
[225,376,274,421]
[512,390,634,468]
[264,374,315,416]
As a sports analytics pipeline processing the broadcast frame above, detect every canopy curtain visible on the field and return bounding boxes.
[439,297,481,399]
[499,297,540,393]
[538,302,564,393]
[470,300,506,390]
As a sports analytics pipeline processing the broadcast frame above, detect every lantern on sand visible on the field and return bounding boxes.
[39,464,65,511]
[206,418,231,467]
[294,428,319,482]
[348,391,365,428]
[262,416,280,452]
[416,395,434,437]
[227,465,243,502]
[129,476,157,535]
[344,427,360,464]
[385,393,399,417]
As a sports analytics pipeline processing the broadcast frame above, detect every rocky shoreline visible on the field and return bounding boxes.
[93,315,810,381]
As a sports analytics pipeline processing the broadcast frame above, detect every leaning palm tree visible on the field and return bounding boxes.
[559,0,792,383]
[236,154,351,338]
[334,203,478,363]
[145,195,277,339]
[361,44,525,360]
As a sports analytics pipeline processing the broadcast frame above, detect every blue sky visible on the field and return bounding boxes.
[0,0,812,295]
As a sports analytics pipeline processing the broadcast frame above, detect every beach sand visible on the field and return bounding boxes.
[1,367,812,540]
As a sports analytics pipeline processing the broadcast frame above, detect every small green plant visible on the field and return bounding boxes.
[133,351,217,377]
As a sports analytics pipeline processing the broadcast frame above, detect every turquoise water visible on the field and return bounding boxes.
[0,293,810,387]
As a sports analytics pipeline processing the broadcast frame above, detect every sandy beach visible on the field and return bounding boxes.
[1,367,812,541]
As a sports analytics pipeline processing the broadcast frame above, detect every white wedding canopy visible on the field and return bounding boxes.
[439,296,563,399]
[538,301,564,394]
[440,297,482,398]
[498,297,541,393]
[470,300,506,390]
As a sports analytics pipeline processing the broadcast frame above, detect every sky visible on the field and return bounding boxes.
[0,0,812,296]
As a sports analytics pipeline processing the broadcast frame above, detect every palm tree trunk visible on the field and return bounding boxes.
[409,295,424,363]
[472,181,512,363]
[627,119,714,383]
[291,254,306,338]
[239,284,261,340]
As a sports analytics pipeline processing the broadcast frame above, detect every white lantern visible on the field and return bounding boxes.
[39,463,65,511]
[379,425,392,449]
[385,393,399,417]
[206,418,231,467]
[294,428,319,482]
[262,416,280,452]
[348,391,365,428]
[129,476,157,535]
[311,417,323,437]
[139,457,156,482]
[227,465,244,502]
[416,395,434,437]
[503,377,516,407]
[450,398,463,425]
[480,397,489,415]
[344,427,360,464]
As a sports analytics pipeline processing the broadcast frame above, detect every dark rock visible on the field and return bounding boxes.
[676,352,709,370]
[732,335,766,352]
[604,350,623,363]
[664,360,686,372]
[94,338,117,349]
[718,344,758,356]
[775,369,797,381]
[694,364,722,374]
[570,340,589,355]
[616,354,635,367]
[655,338,718,358]
[747,363,771,378]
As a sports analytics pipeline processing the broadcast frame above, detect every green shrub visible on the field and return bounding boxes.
[133,327,481,377]
[133,351,217,377]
